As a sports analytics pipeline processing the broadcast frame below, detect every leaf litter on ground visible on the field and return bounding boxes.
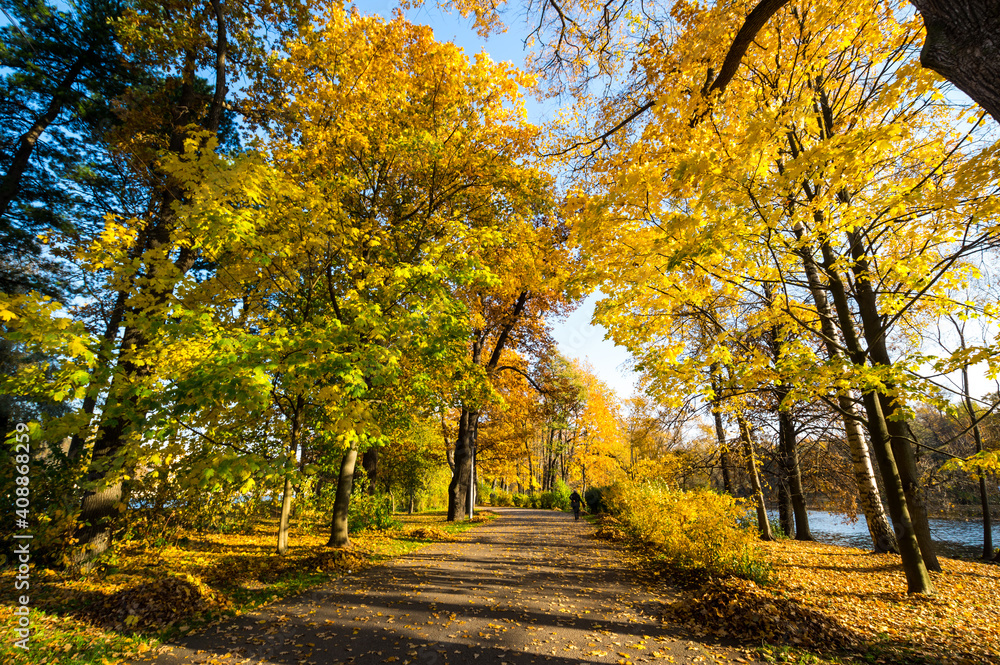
[663,539,1000,664]
[0,511,492,664]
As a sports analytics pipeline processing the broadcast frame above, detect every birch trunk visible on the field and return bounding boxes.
[737,416,774,541]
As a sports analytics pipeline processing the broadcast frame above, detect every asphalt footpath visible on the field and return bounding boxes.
[139,507,760,665]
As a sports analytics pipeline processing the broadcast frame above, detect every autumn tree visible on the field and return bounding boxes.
[573,361,629,488]
[68,0,329,565]
[380,417,445,513]
[563,0,1000,593]
[503,0,1000,128]
[2,0,300,565]
[474,348,547,493]
[472,350,632,497]
[445,210,583,520]
[134,6,558,550]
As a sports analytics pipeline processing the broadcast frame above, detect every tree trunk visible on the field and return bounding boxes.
[276,476,294,555]
[71,480,124,568]
[448,406,478,521]
[877,402,940,570]
[0,57,85,220]
[711,368,733,494]
[443,409,455,472]
[777,480,793,538]
[543,428,556,491]
[470,446,477,518]
[846,229,940,572]
[961,360,994,559]
[328,441,359,548]
[845,413,899,553]
[976,458,993,559]
[525,438,534,494]
[764,280,812,541]
[719,449,733,494]
[70,333,153,567]
[778,406,812,540]
[737,416,774,540]
[819,241,933,594]
[277,402,304,555]
[448,291,528,519]
[795,233,897,553]
[910,0,1000,124]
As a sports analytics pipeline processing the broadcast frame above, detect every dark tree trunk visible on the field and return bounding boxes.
[911,1,1000,124]
[447,291,528,520]
[545,429,558,491]
[846,229,940,572]
[794,232,898,553]
[328,441,359,548]
[764,281,811,541]
[819,242,933,594]
[0,57,85,220]
[778,408,813,540]
[719,449,733,494]
[879,398,941,571]
[447,406,478,521]
[70,325,152,567]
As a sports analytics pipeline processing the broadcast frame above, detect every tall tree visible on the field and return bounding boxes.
[446,220,583,520]
[567,0,1000,592]
[0,0,132,295]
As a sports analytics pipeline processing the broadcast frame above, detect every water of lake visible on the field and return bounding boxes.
[771,510,999,559]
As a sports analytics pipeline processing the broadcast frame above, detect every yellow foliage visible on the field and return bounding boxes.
[604,479,771,583]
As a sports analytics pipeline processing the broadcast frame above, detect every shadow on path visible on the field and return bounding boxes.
[139,508,756,665]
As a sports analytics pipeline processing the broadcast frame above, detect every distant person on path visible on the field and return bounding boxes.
[569,490,582,520]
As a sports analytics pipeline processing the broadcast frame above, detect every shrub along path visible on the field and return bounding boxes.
[138,508,758,665]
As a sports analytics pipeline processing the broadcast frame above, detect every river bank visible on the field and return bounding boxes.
[772,509,999,559]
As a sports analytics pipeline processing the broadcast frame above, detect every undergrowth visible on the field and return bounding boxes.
[600,480,774,585]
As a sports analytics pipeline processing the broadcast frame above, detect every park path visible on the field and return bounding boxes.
[141,508,758,665]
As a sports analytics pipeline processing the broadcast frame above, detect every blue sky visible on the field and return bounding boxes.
[549,292,639,400]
